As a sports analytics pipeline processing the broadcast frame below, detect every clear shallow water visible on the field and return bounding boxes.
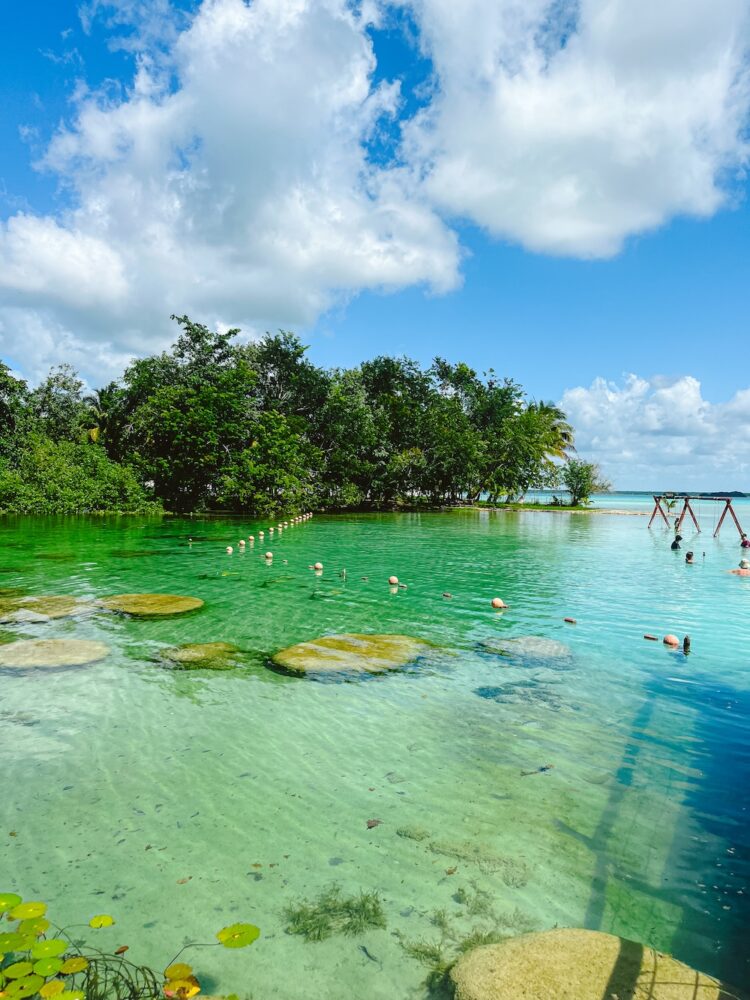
[1,510,749,999]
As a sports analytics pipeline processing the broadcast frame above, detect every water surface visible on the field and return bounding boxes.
[1,510,749,998]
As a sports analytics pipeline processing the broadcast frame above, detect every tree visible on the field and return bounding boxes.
[561,459,611,506]
[29,364,87,442]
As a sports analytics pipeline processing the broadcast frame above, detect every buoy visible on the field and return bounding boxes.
[564,617,576,624]
[239,539,245,547]
[491,598,507,609]
[269,527,274,533]
[259,531,264,537]
[226,546,233,554]
[643,634,659,641]
[265,551,273,560]
[663,634,680,647]
[314,562,323,571]
[249,535,255,542]
[388,575,399,585]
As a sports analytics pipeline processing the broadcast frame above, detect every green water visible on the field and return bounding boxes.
[1,511,749,998]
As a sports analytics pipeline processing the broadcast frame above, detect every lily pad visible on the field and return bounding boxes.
[0,596,94,624]
[9,902,46,920]
[4,963,33,979]
[0,892,22,913]
[164,964,193,981]
[216,923,260,948]
[60,957,88,975]
[40,981,66,998]
[88,914,114,928]
[18,917,50,937]
[159,642,242,671]
[31,940,66,959]
[164,976,200,999]
[33,958,64,977]
[98,594,204,617]
[0,931,31,951]
[270,633,432,677]
[57,991,85,1000]
[0,640,110,670]
[6,974,44,997]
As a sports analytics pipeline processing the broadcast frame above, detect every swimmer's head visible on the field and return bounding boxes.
[740,559,750,570]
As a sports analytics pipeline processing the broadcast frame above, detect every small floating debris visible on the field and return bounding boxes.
[98,594,204,617]
[0,639,110,670]
[520,764,554,776]
[643,634,659,641]
[563,617,577,624]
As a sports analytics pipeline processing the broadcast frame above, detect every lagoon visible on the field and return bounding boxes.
[1,509,749,999]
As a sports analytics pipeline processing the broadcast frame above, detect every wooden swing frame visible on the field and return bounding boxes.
[648,494,745,538]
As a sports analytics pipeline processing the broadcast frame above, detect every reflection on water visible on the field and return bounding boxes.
[1,510,749,999]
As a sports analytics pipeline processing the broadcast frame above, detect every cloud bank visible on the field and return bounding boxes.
[561,374,750,490]
[0,0,749,381]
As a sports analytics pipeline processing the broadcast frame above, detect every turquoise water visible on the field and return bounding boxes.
[1,509,749,998]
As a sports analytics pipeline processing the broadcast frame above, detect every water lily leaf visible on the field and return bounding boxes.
[40,981,66,998]
[9,902,46,920]
[31,940,67,959]
[216,923,260,948]
[60,958,88,975]
[18,917,50,937]
[0,932,30,952]
[164,964,192,980]
[6,974,45,997]
[33,958,63,977]
[4,962,33,979]
[164,976,200,999]
[58,991,85,1000]
[88,914,114,928]
[0,892,22,913]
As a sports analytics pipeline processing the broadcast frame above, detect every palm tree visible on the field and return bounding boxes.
[83,383,120,444]
[528,400,575,460]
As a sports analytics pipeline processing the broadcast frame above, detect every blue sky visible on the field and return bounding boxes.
[1,0,749,488]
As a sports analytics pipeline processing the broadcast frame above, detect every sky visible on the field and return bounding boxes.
[1,0,749,490]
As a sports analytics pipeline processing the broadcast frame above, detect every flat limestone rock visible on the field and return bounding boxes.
[483,636,572,666]
[160,642,242,670]
[0,595,94,624]
[450,929,742,1000]
[271,633,430,677]
[99,594,204,617]
[0,638,110,670]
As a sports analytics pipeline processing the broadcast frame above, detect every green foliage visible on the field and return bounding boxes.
[283,885,386,942]
[0,891,258,1000]
[0,437,156,515]
[561,458,611,506]
[1,315,580,515]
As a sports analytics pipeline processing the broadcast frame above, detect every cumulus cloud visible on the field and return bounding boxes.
[561,374,750,490]
[402,0,750,256]
[0,0,749,382]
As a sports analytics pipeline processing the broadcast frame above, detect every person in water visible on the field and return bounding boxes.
[730,559,750,577]
[671,533,683,550]
[685,551,694,564]
[741,532,750,549]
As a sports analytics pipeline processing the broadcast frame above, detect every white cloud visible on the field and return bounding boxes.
[561,374,750,490]
[402,0,750,256]
[0,0,749,383]
[0,0,459,381]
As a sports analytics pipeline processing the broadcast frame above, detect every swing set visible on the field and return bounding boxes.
[648,494,745,537]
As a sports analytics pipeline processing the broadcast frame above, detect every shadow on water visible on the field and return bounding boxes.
[557,666,750,995]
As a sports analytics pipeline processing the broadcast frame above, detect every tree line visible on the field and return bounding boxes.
[0,315,606,515]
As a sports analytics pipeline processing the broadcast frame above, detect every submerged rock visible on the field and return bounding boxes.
[270,633,431,677]
[450,929,740,1000]
[0,595,94,624]
[0,638,110,670]
[98,594,204,617]
[482,635,573,669]
[159,642,242,670]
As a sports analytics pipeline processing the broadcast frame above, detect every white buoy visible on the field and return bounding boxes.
[491,597,507,609]
[249,535,255,542]
[314,562,323,571]
[239,539,246,547]
[226,546,233,554]
[388,575,399,585]
[265,551,274,560]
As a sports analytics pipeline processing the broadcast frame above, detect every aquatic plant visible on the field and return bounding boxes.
[158,643,243,671]
[452,884,493,918]
[427,839,530,886]
[0,891,259,1000]
[270,633,431,678]
[283,885,386,942]
[395,826,430,842]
